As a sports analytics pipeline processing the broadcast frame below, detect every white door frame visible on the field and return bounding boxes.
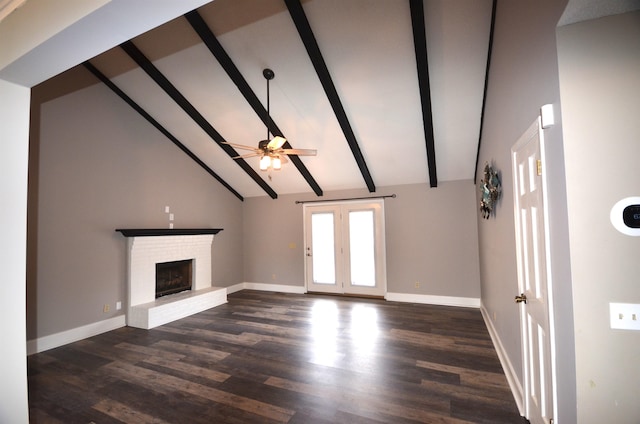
[511,117,558,424]
[303,199,387,297]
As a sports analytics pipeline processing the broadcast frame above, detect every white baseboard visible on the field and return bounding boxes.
[228,282,306,294]
[27,315,126,355]
[225,283,245,294]
[385,292,480,308]
[480,303,524,415]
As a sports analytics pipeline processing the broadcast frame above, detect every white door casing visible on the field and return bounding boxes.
[511,118,557,424]
[304,200,387,297]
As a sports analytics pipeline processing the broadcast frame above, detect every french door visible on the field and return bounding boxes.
[303,200,387,297]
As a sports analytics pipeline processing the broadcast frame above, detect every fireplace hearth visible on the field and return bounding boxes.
[156,259,192,298]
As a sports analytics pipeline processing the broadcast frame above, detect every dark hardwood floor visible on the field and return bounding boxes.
[28,290,526,423]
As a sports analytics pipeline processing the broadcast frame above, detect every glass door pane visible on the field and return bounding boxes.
[348,210,375,287]
[311,212,336,284]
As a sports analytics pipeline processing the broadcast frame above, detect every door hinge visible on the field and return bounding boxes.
[537,159,542,176]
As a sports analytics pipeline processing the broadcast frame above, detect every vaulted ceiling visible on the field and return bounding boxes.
[44,0,494,200]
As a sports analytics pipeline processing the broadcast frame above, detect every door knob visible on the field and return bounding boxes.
[515,293,527,304]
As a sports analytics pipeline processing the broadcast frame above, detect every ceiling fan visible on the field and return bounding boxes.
[223,68,317,171]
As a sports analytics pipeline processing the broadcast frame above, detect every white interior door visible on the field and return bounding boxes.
[304,200,386,297]
[512,118,555,424]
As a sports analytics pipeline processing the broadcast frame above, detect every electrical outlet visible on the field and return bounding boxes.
[116,301,122,310]
[272,274,276,280]
[103,304,110,313]
[414,281,420,288]
[609,303,640,330]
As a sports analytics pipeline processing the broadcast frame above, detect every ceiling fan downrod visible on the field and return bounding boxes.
[263,68,275,142]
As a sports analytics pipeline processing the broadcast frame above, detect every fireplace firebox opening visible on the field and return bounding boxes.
[155,259,193,298]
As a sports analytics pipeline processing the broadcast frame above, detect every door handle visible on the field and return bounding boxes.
[515,293,527,304]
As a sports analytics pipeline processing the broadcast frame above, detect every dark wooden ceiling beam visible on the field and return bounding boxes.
[184,10,323,197]
[409,0,438,188]
[83,61,244,201]
[284,0,376,193]
[474,0,498,184]
[120,40,278,199]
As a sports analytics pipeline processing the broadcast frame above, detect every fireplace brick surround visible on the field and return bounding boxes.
[116,229,226,329]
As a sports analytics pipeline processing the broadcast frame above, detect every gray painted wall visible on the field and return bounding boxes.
[243,181,481,298]
[28,81,244,340]
[476,0,577,422]
[558,11,640,422]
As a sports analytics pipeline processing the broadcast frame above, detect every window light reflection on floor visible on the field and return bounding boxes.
[309,300,340,367]
[308,300,381,370]
[350,304,379,352]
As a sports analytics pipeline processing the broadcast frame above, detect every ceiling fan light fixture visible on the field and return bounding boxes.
[272,156,282,170]
[260,155,270,171]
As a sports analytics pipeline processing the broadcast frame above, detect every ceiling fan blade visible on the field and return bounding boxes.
[222,141,259,151]
[232,152,262,159]
[279,148,317,156]
[267,136,287,150]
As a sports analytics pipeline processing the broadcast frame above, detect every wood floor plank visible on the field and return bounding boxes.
[151,339,231,361]
[104,361,296,422]
[387,329,497,358]
[264,375,452,419]
[92,398,172,424]
[114,342,185,361]
[27,290,526,423]
[420,379,517,415]
[417,360,512,392]
[142,356,231,383]
[96,379,220,424]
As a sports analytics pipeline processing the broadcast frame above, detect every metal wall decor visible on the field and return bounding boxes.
[480,162,502,219]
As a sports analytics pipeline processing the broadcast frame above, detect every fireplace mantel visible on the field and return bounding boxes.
[116,228,223,237]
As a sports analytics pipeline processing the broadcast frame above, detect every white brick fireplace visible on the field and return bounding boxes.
[117,229,227,329]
